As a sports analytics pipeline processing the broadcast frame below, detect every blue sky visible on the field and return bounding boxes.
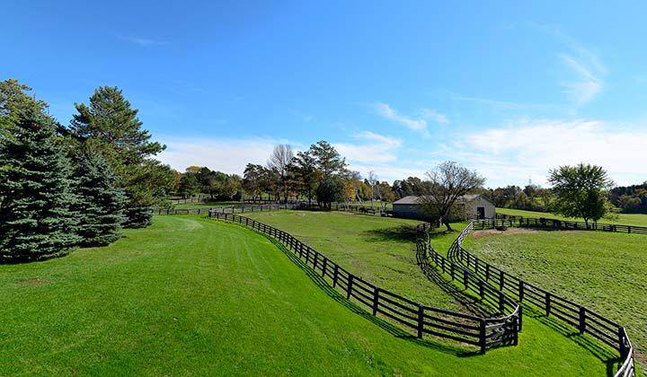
[3,0,647,187]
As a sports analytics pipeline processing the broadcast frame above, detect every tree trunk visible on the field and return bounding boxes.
[442,217,453,232]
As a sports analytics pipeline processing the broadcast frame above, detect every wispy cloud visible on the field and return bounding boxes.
[421,108,450,125]
[121,36,169,47]
[560,53,604,106]
[374,103,428,135]
[452,118,647,186]
[532,23,606,106]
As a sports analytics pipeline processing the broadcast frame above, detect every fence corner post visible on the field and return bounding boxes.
[479,319,487,353]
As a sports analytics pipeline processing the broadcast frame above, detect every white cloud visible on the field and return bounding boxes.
[333,131,401,164]
[374,103,428,135]
[421,108,450,125]
[454,119,647,186]
[156,136,290,174]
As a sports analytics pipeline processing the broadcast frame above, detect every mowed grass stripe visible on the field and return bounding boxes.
[0,215,604,376]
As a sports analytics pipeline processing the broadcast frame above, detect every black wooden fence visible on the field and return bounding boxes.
[209,211,520,353]
[155,203,300,215]
[416,224,521,349]
[493,214,647,235]
[451,222,636,377]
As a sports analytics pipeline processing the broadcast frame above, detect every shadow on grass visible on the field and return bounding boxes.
[522,306,621,377]
[361,225,421,243]
[361,224,458,244]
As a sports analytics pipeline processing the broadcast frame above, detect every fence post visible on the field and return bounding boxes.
[545,292,551,316]
[579,306,586,334]
[463,270,469,289]
[518,280,524,301]
[347,275,354,299]
[478,281,485,299]
[372,288,380,315]
[332,264,339,288]
[499,271,505,290]
[321,257,327,277]
[618,327,627,357]
[498,291,505,313]
[417,305,424,339]
[479,319,487,353]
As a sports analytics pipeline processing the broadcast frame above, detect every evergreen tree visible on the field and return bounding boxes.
[74,150,126,246]
[69,86,168,228]
[0,110,80,262]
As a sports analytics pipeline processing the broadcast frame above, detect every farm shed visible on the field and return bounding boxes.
[392,194,496,220]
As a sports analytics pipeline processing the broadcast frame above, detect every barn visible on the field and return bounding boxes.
[392,194,496,220]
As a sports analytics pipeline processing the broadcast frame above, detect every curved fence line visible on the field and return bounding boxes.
[451,221,635,377]
[208,210,519,353]
[493,214,647,235]
[415,224,521,350]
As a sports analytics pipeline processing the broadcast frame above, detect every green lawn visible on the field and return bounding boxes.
[463,228,647,369]
[498,207,647,227]
[245,210,463,309]
[0,214,607,376]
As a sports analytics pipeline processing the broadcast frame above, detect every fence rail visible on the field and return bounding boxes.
[493,214,647,235]
[155,203,300,216]
[208,210,519,353]
[451,221,636,377]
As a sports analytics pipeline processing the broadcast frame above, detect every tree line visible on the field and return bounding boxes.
[0,79,175,262]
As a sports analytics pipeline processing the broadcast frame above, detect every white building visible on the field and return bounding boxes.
[392,194,496,220]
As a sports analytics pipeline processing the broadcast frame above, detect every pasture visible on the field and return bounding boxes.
[463,228,647,369]
[497,208,647,228]
[0,214,606,376]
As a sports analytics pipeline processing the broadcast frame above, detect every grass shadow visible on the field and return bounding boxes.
[522,302,620,376]
[361,225,421,243]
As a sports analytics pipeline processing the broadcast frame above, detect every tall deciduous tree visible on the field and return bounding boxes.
[0,109,80,262]
[310,140,347,178]
[291,150,320,205]
[267,144,294,202]
[548,163,613,227]
[418,161,485,231]
[69,86,168,228]
[74,150,126,246]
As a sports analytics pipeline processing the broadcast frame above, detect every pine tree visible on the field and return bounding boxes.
[69,86,170,228]
[0,110,81,262]
[74,150,126,246]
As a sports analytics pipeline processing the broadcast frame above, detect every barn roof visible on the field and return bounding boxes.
[393,194,493,206]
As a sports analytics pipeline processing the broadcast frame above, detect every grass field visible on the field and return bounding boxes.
[244,210,619,374]
[498,207,647,227]
[245,210,463,309]
[463,228,647,369]
[0,214,607,376]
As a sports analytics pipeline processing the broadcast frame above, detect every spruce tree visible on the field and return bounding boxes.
[0,110,81,262]
[69,86,169,228]
[74,150,126,246]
